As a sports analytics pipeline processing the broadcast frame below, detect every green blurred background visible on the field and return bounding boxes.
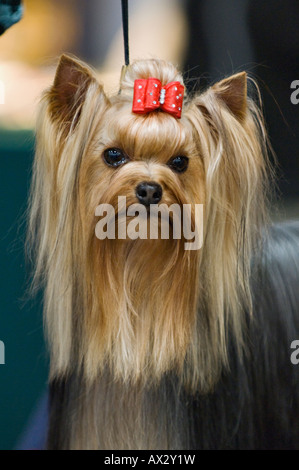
[0,130,48,449]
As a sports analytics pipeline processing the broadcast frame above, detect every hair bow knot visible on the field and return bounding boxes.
[132,78,184,119]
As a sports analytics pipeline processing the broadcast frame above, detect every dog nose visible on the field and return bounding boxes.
[135,182,162,206]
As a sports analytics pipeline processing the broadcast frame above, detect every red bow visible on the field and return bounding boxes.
[132,78,184,119]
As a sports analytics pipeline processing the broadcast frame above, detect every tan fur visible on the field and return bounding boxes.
[27,56,272,448]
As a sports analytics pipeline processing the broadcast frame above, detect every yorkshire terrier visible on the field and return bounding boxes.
[28,54,299,449]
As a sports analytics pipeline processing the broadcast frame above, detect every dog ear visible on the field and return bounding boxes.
[48,54,99,128]
[211,72,247,121]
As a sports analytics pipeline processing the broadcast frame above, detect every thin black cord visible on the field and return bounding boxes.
[121,0,130,66]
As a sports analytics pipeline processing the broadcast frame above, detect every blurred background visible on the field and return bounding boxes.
[0,0,298,450]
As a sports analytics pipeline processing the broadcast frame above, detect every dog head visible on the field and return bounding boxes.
[29,55,270,391]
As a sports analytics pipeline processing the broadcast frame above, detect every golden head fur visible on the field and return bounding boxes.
[28,56,272,448]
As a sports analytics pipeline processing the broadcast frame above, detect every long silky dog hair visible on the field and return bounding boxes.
[27,55,299,449]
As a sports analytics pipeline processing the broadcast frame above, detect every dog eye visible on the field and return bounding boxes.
[103,148,128,167]
[167,156,189,173]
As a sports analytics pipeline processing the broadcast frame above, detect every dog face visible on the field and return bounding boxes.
[46,55,250,250]
[80,103,205,250]
[30,55,269,391]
